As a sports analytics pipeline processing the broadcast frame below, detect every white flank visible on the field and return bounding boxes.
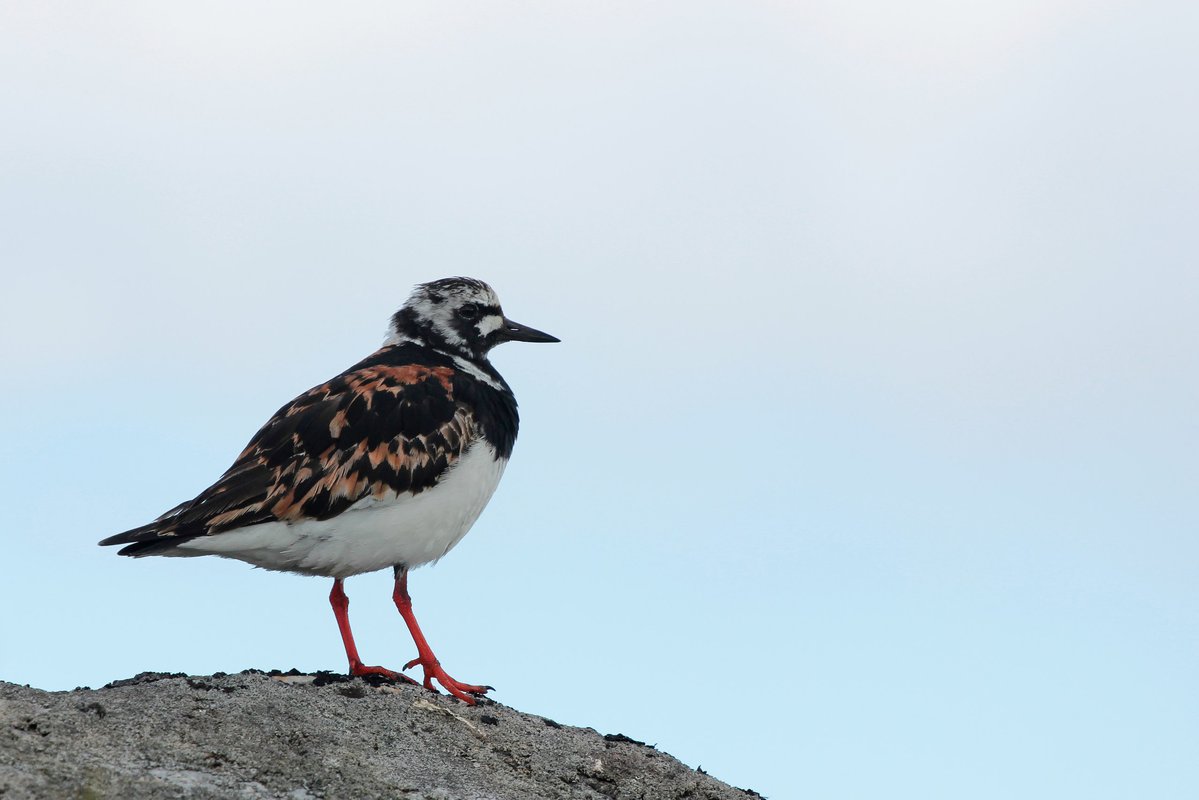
[177,442,508,578]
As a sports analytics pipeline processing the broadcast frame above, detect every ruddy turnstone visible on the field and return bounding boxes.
[99,277,558,704]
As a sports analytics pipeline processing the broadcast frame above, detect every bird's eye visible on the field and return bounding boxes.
[457,303,480,320]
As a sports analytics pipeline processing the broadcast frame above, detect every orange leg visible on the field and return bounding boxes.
[393,566,492,704]
[329,579,416,684]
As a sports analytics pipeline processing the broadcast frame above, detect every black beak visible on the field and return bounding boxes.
[498,317,560,344]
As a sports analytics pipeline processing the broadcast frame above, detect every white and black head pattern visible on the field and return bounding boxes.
[389,277,558,362]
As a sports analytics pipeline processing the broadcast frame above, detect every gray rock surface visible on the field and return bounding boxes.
[0,671,758,799]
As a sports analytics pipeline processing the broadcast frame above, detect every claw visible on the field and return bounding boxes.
[402,655,491,703]
[350,663,419,684]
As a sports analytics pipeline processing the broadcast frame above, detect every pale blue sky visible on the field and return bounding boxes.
[2,3,1197,798]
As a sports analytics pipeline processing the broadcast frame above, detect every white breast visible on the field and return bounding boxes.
[177,441,508,578]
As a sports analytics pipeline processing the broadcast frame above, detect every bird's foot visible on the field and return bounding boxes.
[403,656,493,704]
[349,661,419,685]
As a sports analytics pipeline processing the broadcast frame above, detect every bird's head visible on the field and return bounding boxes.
[388,277,559,361]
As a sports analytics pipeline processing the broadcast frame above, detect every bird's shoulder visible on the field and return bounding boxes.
[212,343,493,522]
[291,341,519,458]
[245,343,467,462]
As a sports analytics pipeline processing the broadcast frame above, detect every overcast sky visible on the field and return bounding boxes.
[2,3,1197,798]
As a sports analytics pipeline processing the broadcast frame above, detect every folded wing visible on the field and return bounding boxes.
[100,362,474,556]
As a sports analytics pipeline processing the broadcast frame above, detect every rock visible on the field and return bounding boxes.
[0,671,759,799]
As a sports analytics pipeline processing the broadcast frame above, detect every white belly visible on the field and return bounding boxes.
[177,441,508,578]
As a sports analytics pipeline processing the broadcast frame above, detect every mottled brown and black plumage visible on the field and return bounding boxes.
[101,342,519,557]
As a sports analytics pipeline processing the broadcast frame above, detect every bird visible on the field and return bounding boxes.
[99,277,559,704]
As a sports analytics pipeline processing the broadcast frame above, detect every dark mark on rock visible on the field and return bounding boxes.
[184,678,238,694]
[604,732,651,748]
[311,671,354,686]
[267,668,305,677]
[480,715,499,726]
[77,702,106,719]
[310,673,343,686]
[13,718,50,737]
[102,672,187,689]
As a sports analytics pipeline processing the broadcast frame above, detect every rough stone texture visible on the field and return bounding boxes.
[0,671,759,799]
